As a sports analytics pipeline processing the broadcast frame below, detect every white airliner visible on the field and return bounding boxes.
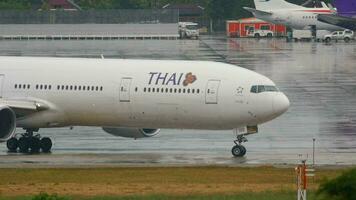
[0,56,289,157]
[244,0,342,30]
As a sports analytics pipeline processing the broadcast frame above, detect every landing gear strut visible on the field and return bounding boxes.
[6,129,52,153]
[231,134,248,157]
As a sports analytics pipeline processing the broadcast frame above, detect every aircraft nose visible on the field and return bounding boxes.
[272,93,290,116]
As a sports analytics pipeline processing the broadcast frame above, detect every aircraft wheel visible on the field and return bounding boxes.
[18,137,30,153]
[29,137,41,153]
[6,138,18,152]
[40,137,52,153]
[231,145,246,157]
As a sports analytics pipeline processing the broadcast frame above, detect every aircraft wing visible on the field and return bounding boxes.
[243,7,272,16]
[318,14,356,30]
[0,99,49,117]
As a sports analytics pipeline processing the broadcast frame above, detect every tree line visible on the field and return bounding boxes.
[0,0,332,20]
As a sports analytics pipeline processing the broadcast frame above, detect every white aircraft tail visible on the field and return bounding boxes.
[254,0,303,11]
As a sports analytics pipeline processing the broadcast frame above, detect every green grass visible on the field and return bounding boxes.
[0,191,317,200]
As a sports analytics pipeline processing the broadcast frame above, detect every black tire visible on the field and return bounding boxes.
[231,145,246,157]
[6,138,18,152]
[18,137,30,153]
[40,137,52,153]
[325,37,331,43]
[344,37,350,43]
[29,137,41,153]
[254,33,260,38]
[267,33,273,38]
[240,145,247,156]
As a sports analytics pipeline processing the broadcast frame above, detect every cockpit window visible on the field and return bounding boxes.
[250,86,257,93]
[258,85,265,93]
[265,86,278,92]
[250,85,279,93]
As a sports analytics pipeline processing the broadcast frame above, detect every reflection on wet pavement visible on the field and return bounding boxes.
[0,35,355,166]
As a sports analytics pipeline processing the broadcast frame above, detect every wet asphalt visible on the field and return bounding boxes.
[0,35,355,167]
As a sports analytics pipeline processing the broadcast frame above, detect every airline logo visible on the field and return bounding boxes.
[148,72,197,86]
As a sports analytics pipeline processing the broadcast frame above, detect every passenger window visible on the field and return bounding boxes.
[152,88,155,92]
[144,88,146,92]
[100,86,103,91]
[165,88,168,93]
[197,89,200,94]
[170,88,173,93]
[49,85,52,90]
[183,88,186,93]
[148,88,151,92]
[27,85,30,89]
[14,84,17,89]
[96,86,99,91]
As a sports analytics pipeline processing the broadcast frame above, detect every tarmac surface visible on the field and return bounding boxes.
[0,35,356,167]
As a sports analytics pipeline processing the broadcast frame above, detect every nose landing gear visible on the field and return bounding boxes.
[231,126,258,157]
[231,134,248,157]
[6,129,52,153]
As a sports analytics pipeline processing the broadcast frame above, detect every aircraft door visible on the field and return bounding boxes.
[205,80,220,104]
[0,75,4,98]
[119,78,132,102]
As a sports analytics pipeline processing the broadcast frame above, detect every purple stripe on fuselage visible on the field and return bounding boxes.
[333,0,356,17]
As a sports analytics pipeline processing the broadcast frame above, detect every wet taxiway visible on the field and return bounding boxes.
[0,35,355,167]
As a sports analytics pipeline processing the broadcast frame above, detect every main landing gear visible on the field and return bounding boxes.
[6,129,52,153]
[231,134,249,157]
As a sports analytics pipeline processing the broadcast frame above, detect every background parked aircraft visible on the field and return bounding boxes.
[318,0,356,30]
[244,0,342,30]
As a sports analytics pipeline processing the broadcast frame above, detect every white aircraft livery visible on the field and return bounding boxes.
[0,56,289,157]
[244,0,342,30]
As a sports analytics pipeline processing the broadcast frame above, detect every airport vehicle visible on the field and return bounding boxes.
[318,0,356,30]
[293,30,313,41]
[178,22,199,39]
[0,57,289,157]
[323,30,354,43]
[244,0,343,31]
[292,29,331,41]
[247,27,274,38]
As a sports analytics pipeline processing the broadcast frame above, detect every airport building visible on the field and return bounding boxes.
[0,9,179,40]
[226,18,287,38]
